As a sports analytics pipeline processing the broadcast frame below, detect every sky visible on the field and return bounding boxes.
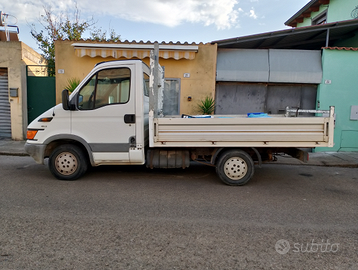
[0,0,310,52]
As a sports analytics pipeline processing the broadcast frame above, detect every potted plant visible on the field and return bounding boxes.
[197,96,216,115]
[65,78,80,93]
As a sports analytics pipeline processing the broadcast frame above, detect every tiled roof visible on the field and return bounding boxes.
[120,40,202,45]
[285,0,330,27]
[322,47,358,51]
[62,39,204,45]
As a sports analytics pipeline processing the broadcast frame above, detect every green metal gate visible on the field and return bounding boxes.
[27,66,56,124]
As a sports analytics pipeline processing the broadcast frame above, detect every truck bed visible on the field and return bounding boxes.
[149,109,334,148]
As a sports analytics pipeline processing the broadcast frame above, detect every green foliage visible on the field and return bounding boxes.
[197,96,216,115]
[30,6,92,76]
[90,27,121,42]
[30,5,120,76]
[65,78,81,93]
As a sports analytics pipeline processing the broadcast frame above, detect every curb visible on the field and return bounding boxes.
[0,152,29,157]
[269,162,358,168]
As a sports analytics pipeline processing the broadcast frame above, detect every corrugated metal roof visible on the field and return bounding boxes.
[212,19,358,50]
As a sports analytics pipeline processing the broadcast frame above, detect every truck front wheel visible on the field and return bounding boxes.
[49,144,88,180]
[216,150,254,186]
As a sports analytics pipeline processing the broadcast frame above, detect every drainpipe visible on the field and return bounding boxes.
[325,28,330,47]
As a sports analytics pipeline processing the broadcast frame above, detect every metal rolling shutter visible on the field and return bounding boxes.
[216,49,322,84]
[0,68,11,138]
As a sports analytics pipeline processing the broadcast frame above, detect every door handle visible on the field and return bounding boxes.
[124,114,136,124]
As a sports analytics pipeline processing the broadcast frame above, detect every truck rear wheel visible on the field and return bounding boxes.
[216,150,254,186]
[49,144,88,180]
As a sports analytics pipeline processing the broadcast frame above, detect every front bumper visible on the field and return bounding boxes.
[25,142,47,164]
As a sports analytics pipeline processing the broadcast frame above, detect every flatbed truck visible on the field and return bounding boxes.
[25,54,334,185]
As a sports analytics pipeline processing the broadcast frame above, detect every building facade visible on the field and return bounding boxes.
[0,38,44,140]
[55,41,217,116]
[212,0,358,152]
[286,0,358,151]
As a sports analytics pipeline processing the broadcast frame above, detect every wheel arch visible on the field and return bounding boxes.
[211,147,261,166]
[43,134,94,166]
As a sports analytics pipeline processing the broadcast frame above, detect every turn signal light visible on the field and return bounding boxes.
[38,117,53,122]
[27,130,38,140]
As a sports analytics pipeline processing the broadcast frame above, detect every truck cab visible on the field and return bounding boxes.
[26,60,150,180]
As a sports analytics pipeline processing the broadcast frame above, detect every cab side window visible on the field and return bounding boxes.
[78,68,131,110]
[77,75,96,110]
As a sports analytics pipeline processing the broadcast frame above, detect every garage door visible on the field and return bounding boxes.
[0,68,11,138]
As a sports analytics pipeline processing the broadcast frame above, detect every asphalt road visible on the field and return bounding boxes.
[0,155,357,269]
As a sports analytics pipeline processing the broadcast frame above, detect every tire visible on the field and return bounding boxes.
[216,150,254,186]
[49,144,88,180]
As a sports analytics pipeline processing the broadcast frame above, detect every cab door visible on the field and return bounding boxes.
[71,66,136,165]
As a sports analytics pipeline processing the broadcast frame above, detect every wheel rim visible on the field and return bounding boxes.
[55,151,78,176]
[224,156,248,180]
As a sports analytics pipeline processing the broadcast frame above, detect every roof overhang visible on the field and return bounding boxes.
[285,0,330,27]
[71,43,199,60]
[212,19,358,50]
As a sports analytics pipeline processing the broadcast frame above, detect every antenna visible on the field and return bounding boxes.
[0,11,19,41]
[0,11,6,27]
[0,11,10,41]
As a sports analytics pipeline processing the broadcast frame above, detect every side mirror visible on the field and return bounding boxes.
[62,89,70,110]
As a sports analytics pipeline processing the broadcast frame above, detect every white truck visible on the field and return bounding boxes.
[25,53,335,185]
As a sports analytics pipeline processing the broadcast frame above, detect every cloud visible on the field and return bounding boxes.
[0,0,75,22]
[82,0,240,29]
[249,8,258,19]
[1,0,241,29]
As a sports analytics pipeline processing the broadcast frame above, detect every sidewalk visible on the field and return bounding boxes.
[0,139,29,156]
[1,139,358,167]
[274,152,358,168]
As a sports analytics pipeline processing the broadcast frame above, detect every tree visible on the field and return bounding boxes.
[30,6,91,76]
[90,27,121,42]
[30,6,120,76]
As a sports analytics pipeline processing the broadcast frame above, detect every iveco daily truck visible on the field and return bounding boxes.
[25,50,335,185]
